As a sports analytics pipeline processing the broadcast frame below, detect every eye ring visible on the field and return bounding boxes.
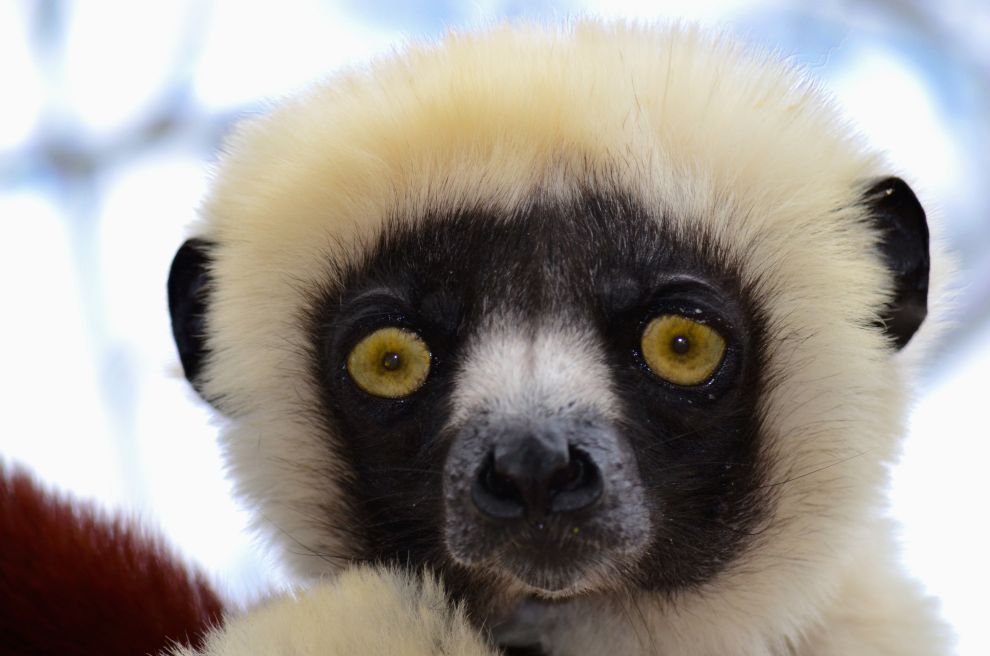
[641,314,727,386]
[346,327,431,398]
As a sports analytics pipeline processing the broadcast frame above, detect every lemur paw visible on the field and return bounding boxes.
[167,566,497,656]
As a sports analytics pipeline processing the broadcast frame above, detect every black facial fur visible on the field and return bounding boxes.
[307,193,773,605]
[862,177,930,349]
[167,238,214,397]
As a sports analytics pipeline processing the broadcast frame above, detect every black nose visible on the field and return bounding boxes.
[471,431,603,520]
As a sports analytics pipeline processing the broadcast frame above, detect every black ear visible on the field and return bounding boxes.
[168,238,214,396]
[862,177,930,349]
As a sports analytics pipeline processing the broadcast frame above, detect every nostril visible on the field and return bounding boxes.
[548,447,586,492]
[548,448,602,514]
[483,453,524,504]
[472,453,526,520]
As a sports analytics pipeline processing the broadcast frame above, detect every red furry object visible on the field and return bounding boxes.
[0,467,224,656]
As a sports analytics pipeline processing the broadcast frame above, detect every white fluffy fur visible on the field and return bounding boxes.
[185,21,950,655]
[167,567,497,656]
[449,320,620,424]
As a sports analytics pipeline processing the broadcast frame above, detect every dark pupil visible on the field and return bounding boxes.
[670,335,691,355]
[381,351,402,371]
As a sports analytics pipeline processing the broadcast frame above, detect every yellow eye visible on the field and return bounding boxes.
[346,327,431,398]
[641,315,727,386]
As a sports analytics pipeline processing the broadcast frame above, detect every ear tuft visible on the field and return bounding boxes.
[168,239,214,395]
[862,177,930,349]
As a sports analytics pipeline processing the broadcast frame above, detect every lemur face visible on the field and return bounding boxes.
[167,23,930,627]
[306,196,768,597]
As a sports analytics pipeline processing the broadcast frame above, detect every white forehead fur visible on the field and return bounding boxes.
[191,20,937,648]
[449,320,619,425]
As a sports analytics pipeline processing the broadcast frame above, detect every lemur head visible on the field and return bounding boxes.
[169,22,929,624]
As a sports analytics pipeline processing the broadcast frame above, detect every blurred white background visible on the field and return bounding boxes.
[1,1,987,653]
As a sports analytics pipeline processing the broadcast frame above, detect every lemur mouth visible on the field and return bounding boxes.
[499,561,589,596]
[488,521,603,594]
[502,647,548,656]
